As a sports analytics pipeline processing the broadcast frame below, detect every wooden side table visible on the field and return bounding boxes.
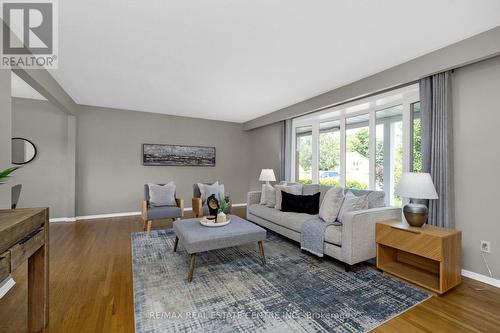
[376,220,461,294]
[0,208,49,332]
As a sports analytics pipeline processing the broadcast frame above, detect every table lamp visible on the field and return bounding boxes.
[259,169,276,185]
[394,172,438,227]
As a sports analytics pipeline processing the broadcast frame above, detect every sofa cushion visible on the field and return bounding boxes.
[302,184,320,195]
[338,192,368,223]
[248,204,341,246]
[281,191,320,214]
[274,184,303,210]
[344,188,385,208]
[148,206,182,220]
[319,187,344,223]
[262,183,276,207]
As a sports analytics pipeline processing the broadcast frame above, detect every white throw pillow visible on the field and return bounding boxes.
[337,191,368,223]
[274,184,303,210]
[198,182,225,203]
[319,187,344,223]
[260,184,267,205]
[263,183,276,207]
[148,182,176,207]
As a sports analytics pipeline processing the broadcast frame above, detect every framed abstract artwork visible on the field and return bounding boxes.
[142,144,216,166]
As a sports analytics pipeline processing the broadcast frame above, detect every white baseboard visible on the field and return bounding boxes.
[49,217,77,223]
[462,269,500,288]
[49,203,247,223]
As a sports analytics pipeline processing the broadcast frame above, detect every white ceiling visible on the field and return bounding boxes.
[11,73,47,100]
[43,0,500,122]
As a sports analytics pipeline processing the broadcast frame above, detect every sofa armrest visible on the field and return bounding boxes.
[247,191,262,206]
[141,200,148,221]
[341,207,402,265]
[192,197,203,218]
[175,198,185,217]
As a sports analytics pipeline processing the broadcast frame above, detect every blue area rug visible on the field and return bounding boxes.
[132,229,430,333]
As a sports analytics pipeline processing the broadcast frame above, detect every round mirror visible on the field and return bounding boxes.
[12,137,37,165]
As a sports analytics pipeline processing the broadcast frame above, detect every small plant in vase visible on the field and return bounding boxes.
[217,195,230,223]
[0,167,18,184]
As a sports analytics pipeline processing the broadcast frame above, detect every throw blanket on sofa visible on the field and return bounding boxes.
[300,217,341,257]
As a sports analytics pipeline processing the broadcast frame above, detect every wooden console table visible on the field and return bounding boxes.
[0,208,49,332]
[376,220,461,295]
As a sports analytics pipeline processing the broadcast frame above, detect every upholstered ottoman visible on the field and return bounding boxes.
[173,215,267,281]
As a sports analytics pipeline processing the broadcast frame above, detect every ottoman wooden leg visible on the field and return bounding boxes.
[188,254,196,282]
[258,241,266,265]
[173,236,179,252]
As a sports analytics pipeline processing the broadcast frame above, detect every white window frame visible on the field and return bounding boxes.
[291,84,419,192]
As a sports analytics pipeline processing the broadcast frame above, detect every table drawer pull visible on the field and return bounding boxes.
[10,228,44,271]
[0,251,10,281]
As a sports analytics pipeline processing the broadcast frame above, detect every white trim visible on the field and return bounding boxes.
[48,203,248,222]
[462,269,500,288]
[49,217,77,223]
[0,276,16,300]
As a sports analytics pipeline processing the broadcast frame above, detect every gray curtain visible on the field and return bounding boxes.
[282,119,293,182]
[420,71,455,228]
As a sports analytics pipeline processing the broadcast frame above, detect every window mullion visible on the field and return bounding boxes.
[311,122,320,184]
[369,107,376,190]
[340,112,346,187]
[402,100,411,173]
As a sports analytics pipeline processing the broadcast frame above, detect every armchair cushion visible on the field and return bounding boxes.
[147,182,176,207]
[147,206,182,220]
[195,182,225,203]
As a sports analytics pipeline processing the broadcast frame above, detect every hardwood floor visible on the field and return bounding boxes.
[1,208,499,332]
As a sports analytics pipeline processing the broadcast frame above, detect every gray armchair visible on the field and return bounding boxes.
[142,184,184,234]
[192,183,231,218]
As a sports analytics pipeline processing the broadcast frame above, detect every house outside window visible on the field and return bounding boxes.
[291,84,420,206]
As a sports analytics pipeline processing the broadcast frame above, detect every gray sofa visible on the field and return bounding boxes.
[247,185,402,270]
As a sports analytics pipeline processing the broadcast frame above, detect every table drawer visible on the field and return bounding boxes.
[10,228,44,271]
[376,224,442,261]
[0,251,10,282]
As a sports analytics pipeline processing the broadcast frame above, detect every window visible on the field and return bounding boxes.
[291,84,420,204]
[375,105,403,206]
[319,120,340,186]
[346,114,369,189]
[411,102,422,172]
[295,125,312,184]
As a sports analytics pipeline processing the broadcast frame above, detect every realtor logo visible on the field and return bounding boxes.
[1,0,58,68]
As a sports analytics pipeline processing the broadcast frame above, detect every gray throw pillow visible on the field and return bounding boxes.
[274,184,303,210]
[337,191,368,223]
[263,183,276,207]
[366,191,385,208]
[198,182,225,203]
[319,187,344,223]
[148,182,176,207]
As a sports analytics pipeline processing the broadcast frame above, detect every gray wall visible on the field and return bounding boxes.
[452,56,500,278]
[248,122,283,191]
[75,105,252,215]
[0,70,12,208]
[11,98,76,218]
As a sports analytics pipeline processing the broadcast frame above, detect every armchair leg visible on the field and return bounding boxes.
[344,263,353,272]
[146,220,152,235]
[143,219,148,231]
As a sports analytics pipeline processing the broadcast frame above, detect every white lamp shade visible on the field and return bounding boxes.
[259,169,276,182]
[394,172,438,200]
